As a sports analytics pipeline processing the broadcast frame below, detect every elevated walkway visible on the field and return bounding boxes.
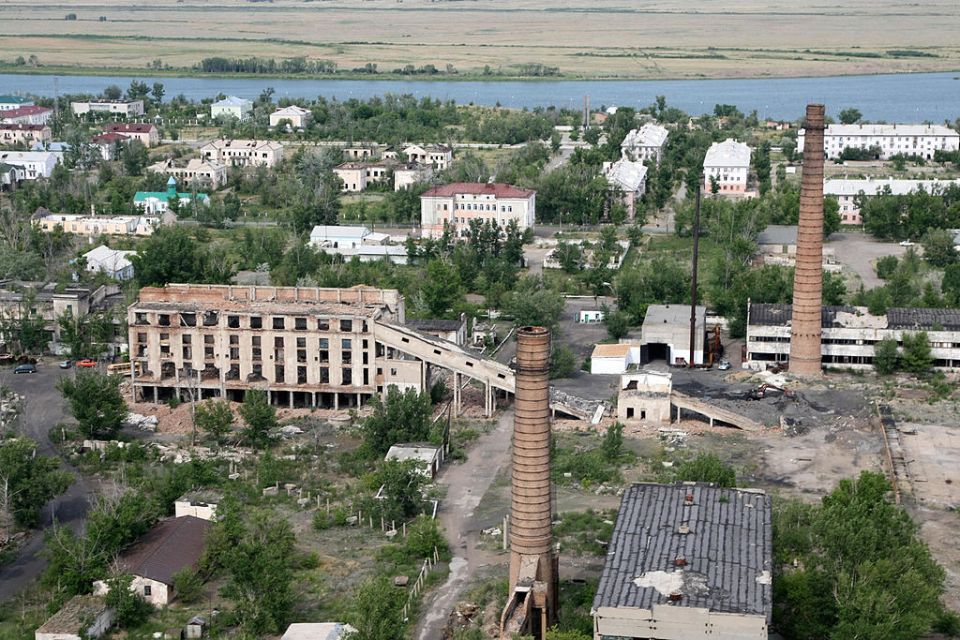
[670,392,763,432]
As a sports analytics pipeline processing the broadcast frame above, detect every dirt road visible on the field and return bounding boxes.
[414,410,514,640]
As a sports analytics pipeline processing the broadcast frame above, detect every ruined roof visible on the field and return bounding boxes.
[407,318,463,332]
[36,594,111,634]
[622,123,669,149]
[116,516,210,586]
[593,483,772,619]
[747,303,960,331]
[421,182,535,199]
[105,123,156,134]
[756,225,798,246]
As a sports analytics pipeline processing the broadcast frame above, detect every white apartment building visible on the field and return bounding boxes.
[746,302,960,371]
[200,139,284,169]
[149,157,229,189]
[210,96,253,121]
[0,123,51,147]
[799,124,960,160]
[824,177,960,225]
[71,100,145,117]
[269,105,312,129]
[602,157,647,220]
[621,123,669,165]
[0,150,58,179]
[0,105,53,126]
[420,182,536,238]
[703,138,751,194]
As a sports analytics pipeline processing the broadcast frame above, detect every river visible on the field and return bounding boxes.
[1,71,959,122]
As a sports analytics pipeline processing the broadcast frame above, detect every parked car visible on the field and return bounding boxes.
[899,240,915,247]
[59,360,73,369]
[13,363,37,374]
[76,358,97,368]
[718,359,732,371]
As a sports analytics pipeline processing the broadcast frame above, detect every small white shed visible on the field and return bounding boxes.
[385,444,443,478]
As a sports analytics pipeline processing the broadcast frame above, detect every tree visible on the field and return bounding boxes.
[58,371,127,439]
[238,390,276,448]
[753,141,772,195]
[221,512,296,636]
[421,259,462,318]
[151,82,165,105]
[172,567,204,604]
[674,453,736,487]
[901,331,933,376]
[838,108,863,125]
[549,345,577,379]
[361,387,432,456]
[554,241,583,273]
[774,472,946,640]
[374,459,427,522]
[920,228,958,268]
[875,255,899,280]
[103,85,122,101]
[104,574,153,628]
[131,226,232,287]
[194,400,234,444]
[873,337,900,375]
[604,310,630,340]
[501,276,564,330]
[602,422,624,462]
[350,577,406,640]
[121,139,149,176]
[0,437,71,528]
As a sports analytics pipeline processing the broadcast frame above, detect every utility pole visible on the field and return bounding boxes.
[690,185,701,368]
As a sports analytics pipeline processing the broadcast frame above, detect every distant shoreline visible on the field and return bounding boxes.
[2,64,959,85]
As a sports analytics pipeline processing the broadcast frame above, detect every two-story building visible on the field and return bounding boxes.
[0,105,52,126]
[210,96,253,121]
[0,95,33,111]
[269,105,312,129]
[0,123,51,147]
[602,157,647,220]
[703,139,751,195]
[103,123,159,147]
[91,132,131,161]
[621,123,669,165]
[420,182,536,238]
[800,123,960,160]
[0,150,57,180]
[400,144,453,170]
[149,158,228,190]
[71,100,145,118]
[200,139,284,169]
[824,177,960,225]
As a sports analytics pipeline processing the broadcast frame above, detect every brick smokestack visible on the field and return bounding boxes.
[507,326,557,629]
[789,104,826,376]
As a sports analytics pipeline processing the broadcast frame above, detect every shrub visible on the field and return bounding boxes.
[172,567,204,604]
[673,453,736,487]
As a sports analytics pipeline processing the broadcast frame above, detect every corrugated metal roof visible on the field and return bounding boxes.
[593,483,772,619]
[749,303,960,331]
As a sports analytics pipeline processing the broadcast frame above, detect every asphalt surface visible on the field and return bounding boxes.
[0,362,91,603]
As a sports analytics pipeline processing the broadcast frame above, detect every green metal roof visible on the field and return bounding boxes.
[0,96,32,104]
[134,191,209,202]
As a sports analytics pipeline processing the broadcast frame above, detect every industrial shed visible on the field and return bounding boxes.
[592,483,772,639]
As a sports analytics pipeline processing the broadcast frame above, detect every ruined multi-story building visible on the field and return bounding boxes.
[128,284,515,413]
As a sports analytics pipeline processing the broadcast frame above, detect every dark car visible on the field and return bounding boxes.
[13,363,37,374]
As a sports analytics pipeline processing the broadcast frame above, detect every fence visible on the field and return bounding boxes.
[402,545,442,622]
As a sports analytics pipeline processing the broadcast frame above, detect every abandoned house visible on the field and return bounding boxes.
[617,370,672,423]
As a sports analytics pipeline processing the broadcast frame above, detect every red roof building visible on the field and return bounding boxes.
[420,182,536,239]
[103,123,159,147]
[0,105,53,125]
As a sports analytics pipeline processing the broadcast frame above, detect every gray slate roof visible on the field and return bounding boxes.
[756,225,798,246]
[593,483,772,619]
[750,303,960,331]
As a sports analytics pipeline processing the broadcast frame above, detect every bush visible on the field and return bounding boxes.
[673,453,736,487]
[873,337,900,375]
[105,574,154,628]
[901,331,934,376]
[172,567,204,604]
[874,255,899,280]
[550,345,577,379]
[602,422,624,462]
[403,515,447,559]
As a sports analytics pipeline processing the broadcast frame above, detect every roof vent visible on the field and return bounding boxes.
[668,592,683,602]
[677,524,690,535]
[684,493,695,505]
[674,556,686,567]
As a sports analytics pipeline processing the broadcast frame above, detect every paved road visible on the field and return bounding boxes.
[414,410,514,640]
[0,363,91,603]
[826,232,907,289]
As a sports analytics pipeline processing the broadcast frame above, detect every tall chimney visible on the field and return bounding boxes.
[502,325,557,638]
[789,104,826,376]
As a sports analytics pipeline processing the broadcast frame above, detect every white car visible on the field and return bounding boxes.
[899,240,915,247]
[718,359,732,371]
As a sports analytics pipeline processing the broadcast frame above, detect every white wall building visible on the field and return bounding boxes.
[590,343,641,375]
[0,105,52,125]
[83,245,137,281]
[0,95,33,111]
[602,157,647,220]
[420,182,536,239]
[149,157,229,189]
[800,123,960,160]
[403,144,453,170]
[71,100,144,117]
[210,96,253,121]
[269,105,312,129]
[703,139,751,195]
[824,177,960,225]
[0,150,57,180]
[174,491,221,521]
[621,123,669,165]
[200,139,284,168]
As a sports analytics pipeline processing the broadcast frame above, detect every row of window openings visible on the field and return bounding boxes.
[208,363,364,386]
[135,312,361,333]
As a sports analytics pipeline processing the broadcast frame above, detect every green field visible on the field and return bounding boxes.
[1,0,959,80]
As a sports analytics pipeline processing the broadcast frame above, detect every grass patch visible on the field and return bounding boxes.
[554,509,617,555]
